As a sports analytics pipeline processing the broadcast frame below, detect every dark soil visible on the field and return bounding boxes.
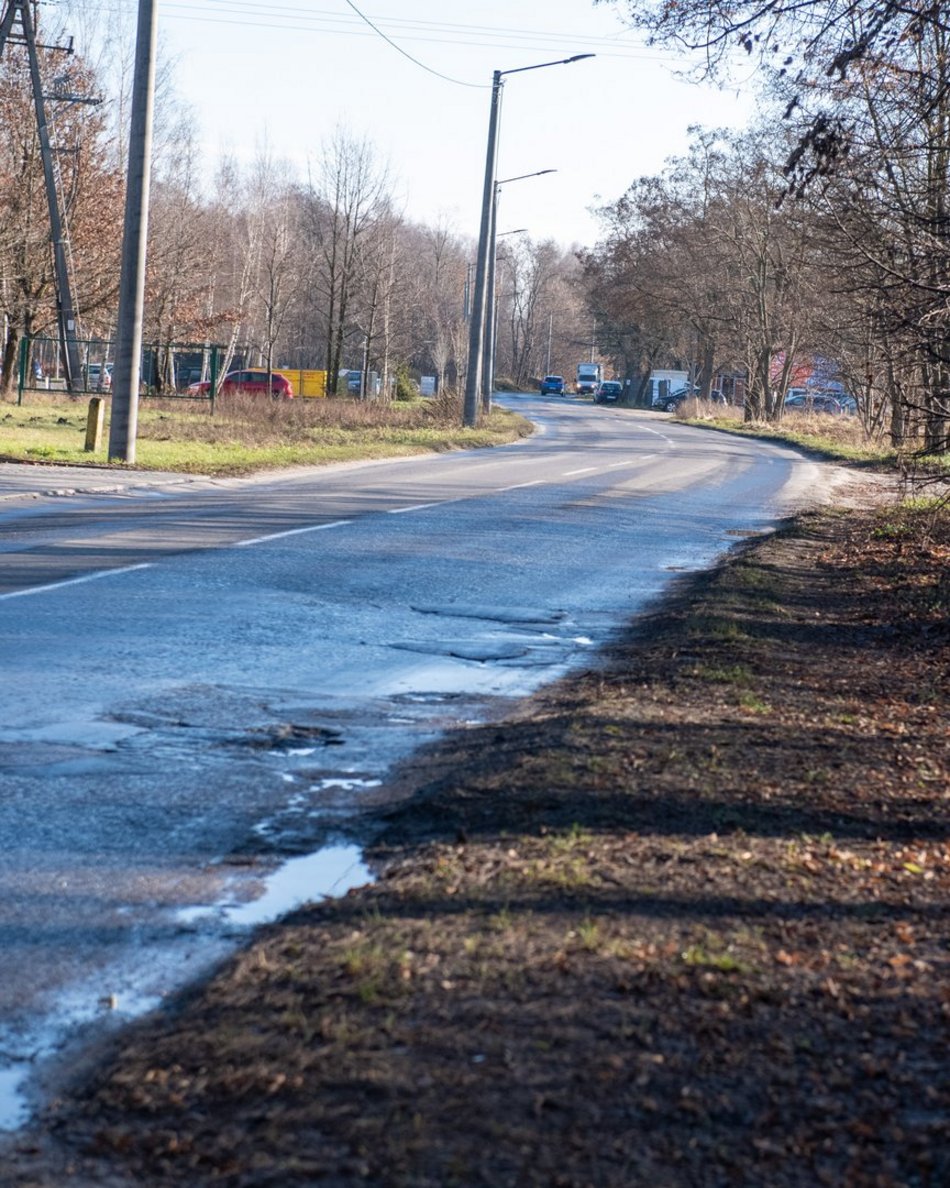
[5,494,950,1188]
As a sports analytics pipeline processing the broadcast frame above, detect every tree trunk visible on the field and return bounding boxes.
[1,326,21,396]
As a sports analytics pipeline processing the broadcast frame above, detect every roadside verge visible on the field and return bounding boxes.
[8,486,950,1187]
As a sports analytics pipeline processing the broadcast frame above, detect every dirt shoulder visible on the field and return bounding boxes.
[6,484,950,1188]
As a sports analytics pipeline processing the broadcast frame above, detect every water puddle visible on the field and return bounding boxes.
[0,1066,28,1131]
[227,845,369,925]
[0,843,373,1134]
[178,842,370,928]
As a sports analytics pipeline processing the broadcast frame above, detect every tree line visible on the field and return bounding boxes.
[586,0,950,449]
[9,0,945,446]
[0,4,591,402]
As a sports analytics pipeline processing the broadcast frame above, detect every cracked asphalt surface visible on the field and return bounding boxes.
[0,396,831,1131]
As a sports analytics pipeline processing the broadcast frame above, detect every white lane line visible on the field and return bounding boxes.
[386,502,444,514]
[563,466,596,476]
[0,563,152,601]
[236,520,352,546]
[498,480,544,491]
[638,425,675,444]
[607,454,657,467]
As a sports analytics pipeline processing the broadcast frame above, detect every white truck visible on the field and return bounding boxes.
[647,370,689,407]
[575,362,602,395]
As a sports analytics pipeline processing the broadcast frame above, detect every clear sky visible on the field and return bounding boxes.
[149,0,754,249]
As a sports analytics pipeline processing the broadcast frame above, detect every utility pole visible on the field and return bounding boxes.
[0,1,83,392]
[108,0,158,463]
[463,69,503,428]
[463,55,592,428]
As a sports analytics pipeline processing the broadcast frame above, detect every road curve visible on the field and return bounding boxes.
[0,396,825,1130]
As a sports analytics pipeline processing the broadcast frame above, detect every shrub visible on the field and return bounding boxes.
[394,366,418,402]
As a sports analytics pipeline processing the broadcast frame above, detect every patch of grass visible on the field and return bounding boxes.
[738,691,772,713]
[721,415,950,477]
[730,563,772,589]
[680,409,901,467]
[340,937,414,1004]
[694,663,752,685]
[687,615,748,641]
[573,916,602,951]
[681,944,749,973]
[547,823,592,853]
[487,907,514,933]
[0,394,533,475]
[872,518,916,540]
[529,854,595,890]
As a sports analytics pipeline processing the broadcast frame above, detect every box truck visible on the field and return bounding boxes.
[576,362,602,395]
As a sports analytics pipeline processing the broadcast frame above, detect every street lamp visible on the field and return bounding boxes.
[463,53,594,427]
[482,170,556,411]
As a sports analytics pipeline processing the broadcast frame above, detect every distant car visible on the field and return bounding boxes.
[595,380,623,403]
[188,368,294,400]
[86,363,112,392]
[540,375,565,395]
[654,386,696,413]
[783,393,842,415]
[176,366,206,389]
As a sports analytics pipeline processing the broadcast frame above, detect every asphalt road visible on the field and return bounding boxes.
[0,396,826,1129]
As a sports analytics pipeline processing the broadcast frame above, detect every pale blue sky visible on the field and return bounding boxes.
[151,0,754,247]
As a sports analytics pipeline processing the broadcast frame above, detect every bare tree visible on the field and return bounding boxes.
[144,113,218,388]
[398,218,469,393]
[304,128,391,391]
[497,238,575,388]
[0,39,122,392]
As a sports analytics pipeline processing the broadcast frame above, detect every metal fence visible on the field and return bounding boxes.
[17,337,228,403]
[17,338,329,404]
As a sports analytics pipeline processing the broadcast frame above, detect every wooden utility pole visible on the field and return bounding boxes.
[0,1,83,392]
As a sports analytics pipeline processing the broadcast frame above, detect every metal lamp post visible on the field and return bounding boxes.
[462,54,594,428]
[482,170,556,411]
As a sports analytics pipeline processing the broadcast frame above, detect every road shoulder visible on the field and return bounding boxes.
[6,484,949,1187]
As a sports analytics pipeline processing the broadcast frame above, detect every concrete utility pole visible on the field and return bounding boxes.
[109,0,158,463]
[463,54,593,428]
[0,1,83,392]
[463,69,504,429]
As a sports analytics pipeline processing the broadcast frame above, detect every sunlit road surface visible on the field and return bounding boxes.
[0,396,826,1128]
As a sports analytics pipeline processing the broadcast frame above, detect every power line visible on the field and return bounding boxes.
[124,0,671,65]
[337,0,485,87]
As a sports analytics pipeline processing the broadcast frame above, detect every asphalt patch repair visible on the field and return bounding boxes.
[5,497,950,1188]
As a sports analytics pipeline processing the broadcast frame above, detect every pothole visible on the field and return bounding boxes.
[242,723,345,751]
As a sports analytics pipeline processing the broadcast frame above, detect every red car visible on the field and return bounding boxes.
[189,368,294,400]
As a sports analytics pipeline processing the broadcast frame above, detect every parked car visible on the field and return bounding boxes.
[539,375,565,395]
[176,366,206,389]
[595,380,623,403]
[654,386,696,412]
[783,392,842,415]
[86,363,112,392]
[188,368,294,400]
[340,370,362,394]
